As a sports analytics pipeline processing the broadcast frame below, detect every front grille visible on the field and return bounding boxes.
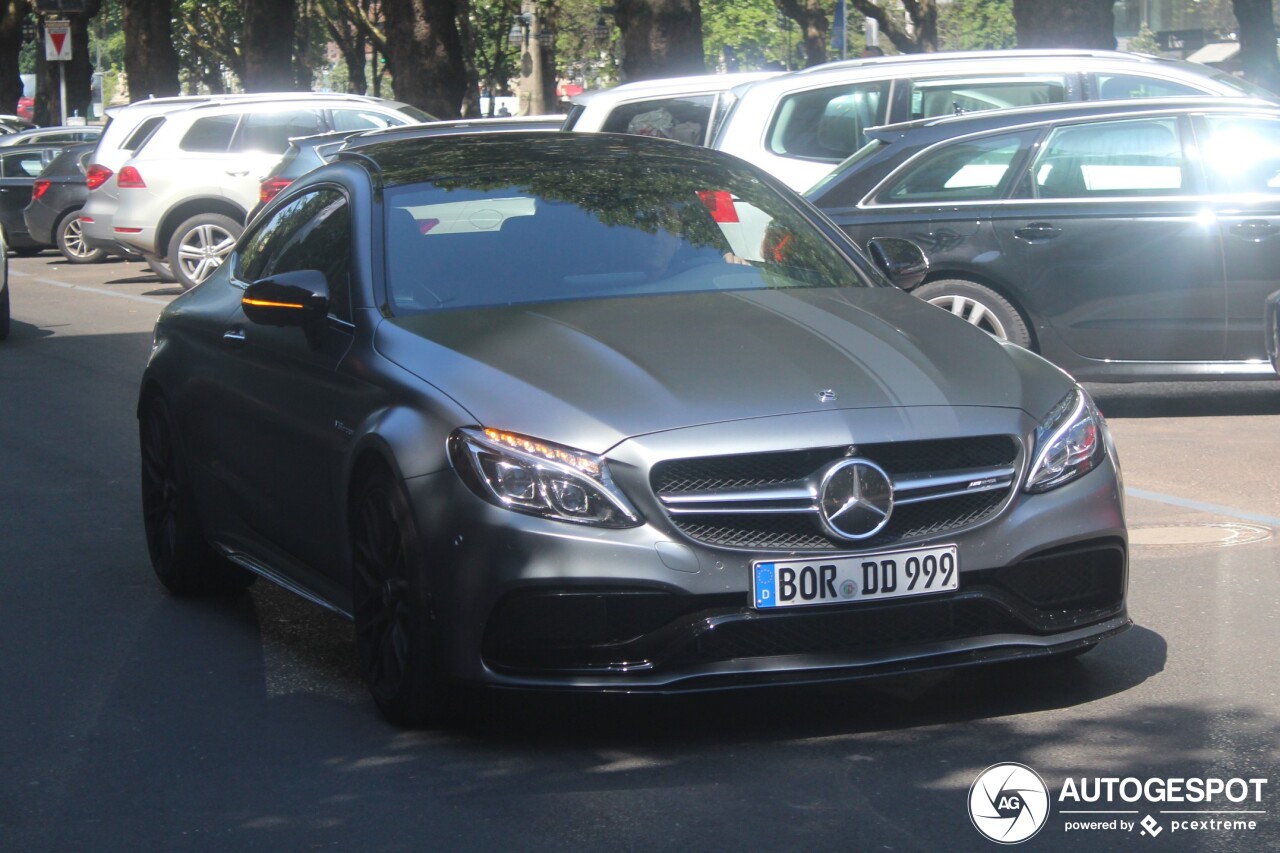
[651,436,1020,552]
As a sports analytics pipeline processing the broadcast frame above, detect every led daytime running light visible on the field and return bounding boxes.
[482,427,601,477]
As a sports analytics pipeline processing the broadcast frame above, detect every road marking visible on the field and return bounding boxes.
[31,275,170,306]
[1126,487,1280,528]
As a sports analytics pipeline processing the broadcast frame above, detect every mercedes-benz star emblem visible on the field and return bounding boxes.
[818,458,893,540]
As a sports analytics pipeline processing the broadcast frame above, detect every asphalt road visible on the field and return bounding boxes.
[2,252,1278,852]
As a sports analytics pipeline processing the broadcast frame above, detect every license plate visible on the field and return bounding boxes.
[753,544,958,609]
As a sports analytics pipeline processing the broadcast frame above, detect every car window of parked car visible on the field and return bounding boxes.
[2,151,45,177]
[236,110,326,154]
[601,96,717,145]
[180,114,241,153]
[875,130,1038,204]
[1092,73,1204,100]
[1029,116,1188,198]
[331,108,409,132]
[1199,114,1280,194]
[381,159,873,314]
[906,75,1068,120]
[122,116,166,153]
[236,188,353,322]
[767,81,890,163]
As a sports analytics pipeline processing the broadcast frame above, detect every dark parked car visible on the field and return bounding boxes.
[808,97,1280,382]
[0,144,63,254]
[23,142,107,263]
[139,132,1127,726]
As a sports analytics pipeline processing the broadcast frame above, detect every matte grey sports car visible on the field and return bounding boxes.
[138,132,1128,726]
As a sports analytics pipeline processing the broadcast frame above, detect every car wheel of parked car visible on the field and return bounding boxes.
[56,212,107,264]
[168,213,242,291]
[913,279,1032,349]
[350,463,452,727]
[139,395,254,595]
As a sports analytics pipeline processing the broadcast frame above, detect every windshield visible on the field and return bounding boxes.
[383,158,873,313]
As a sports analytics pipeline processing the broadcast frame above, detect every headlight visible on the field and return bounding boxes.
[450,427,641,528]
[1025,387,1106,493]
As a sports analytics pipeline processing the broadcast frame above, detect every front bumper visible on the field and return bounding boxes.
[410,425,1128,692]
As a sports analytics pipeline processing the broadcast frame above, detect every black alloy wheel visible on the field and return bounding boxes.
[350,465,450,727]
[139,396,253,595]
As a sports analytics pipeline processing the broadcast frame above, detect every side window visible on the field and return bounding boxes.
[122,116,165,152]
[2,152,45,177]
[875,131,1036,204]
[602,96,716,145]
[331,109,408,132]
[907,75,1068,120]
[179,114,239,152]
[1200,115,1280,194]
[1094,74,1204,100]
[235,110,325,154]
[1030,117,1186,198]
[767,81,889,162]
[236,189,353,322]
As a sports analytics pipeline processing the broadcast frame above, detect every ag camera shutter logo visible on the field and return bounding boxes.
[969,763,1051,844]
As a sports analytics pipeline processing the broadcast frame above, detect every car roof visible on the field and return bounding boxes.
[571,71,781,106]
[344,115,565,147]
[865,95,1280,141]
[796,48,1204,74]
[747,50,1257,94]
[338,131,744,188]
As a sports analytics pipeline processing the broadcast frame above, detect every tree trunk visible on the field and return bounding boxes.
[382,0,467,117]
[775,0,827,68]
[613,0,705,82]
[849,0,938,53]
[0,0,27,116]
[1012,0,1115,49]
[122,0,180,99]
[1233,0,1280,94]
[455,0,482,116]
[242,0,297,91]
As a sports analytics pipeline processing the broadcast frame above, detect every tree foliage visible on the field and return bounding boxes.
[1012,0,1115,49]
[938,0,1015,51]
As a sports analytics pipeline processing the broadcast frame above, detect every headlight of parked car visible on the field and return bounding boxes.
[1026,387,1106,493]
[450,427,641,528]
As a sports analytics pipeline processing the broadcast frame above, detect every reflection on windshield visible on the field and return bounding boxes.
[381,152,871,313]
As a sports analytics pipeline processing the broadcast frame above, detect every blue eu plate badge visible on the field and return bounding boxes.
[755,563,777,608]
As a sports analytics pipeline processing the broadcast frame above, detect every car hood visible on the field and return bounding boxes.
[378,288,1071,454]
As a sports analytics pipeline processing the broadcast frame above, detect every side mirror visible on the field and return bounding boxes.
[867,237,929,291]
[242,270,330,328]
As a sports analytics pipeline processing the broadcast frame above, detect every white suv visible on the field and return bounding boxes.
[84,94,428,288]
[568,50,1273,191]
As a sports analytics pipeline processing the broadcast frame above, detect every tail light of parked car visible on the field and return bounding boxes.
[117,167,146,189]
[31,179,51,201]
[85,164,112,191]
[259,176,293,205]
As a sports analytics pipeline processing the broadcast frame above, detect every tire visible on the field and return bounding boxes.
[144,253,176,283]
[912,279,1032,349]
[56,211,107,264]
[139,395,254,595]
[167,213,242,291]
[350,464,453,727]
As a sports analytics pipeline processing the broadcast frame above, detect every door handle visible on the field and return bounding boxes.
[222,326,246,348]
[1013,223,1062,241]
[1229,219,1279,241]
